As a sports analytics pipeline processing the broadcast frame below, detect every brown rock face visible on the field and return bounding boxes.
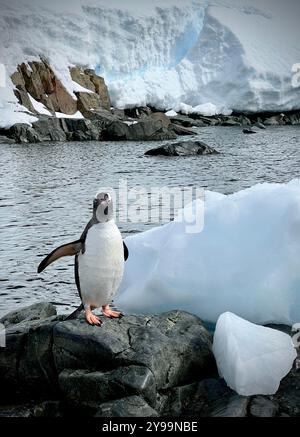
[11,61,111,117]
[13,89,36,114]
[75,91,102,117]
[11,60,77,115]
[150,112,171,128]
[69,67,95,92]
[70,67,111,112]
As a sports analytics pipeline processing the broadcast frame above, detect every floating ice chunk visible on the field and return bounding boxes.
[212,312,297,396]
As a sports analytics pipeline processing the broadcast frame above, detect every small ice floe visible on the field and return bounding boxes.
[212,312,297,396]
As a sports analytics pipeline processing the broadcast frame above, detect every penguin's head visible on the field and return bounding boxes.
[93,191,114,223]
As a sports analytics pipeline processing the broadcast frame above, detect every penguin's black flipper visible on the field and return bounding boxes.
[123,241,129,261]
[37,240,83,273]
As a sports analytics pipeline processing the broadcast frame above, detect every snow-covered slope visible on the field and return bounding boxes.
[117,180,300,326]
[0,0,300,126]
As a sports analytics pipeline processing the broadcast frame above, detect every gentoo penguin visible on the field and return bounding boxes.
[37,191,128,325]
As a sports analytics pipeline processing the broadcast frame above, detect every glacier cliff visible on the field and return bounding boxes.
[0,0,300,126]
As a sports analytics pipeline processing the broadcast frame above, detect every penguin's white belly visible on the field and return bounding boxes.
[78,221,124,308]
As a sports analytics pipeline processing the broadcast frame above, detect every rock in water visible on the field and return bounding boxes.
[145,140,218,156]
[242,128,256,134]
[212,312,297,396]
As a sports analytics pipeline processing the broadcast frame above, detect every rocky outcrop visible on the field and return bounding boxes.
[0,303,215,416]
[2,115,178,143]
[0,303,299,417]
[3,117,104,143]
[11,61,111,117]
[145,140,219,156]
[102,119,177,141]
[12,60,77,115]
[70,67,111,113]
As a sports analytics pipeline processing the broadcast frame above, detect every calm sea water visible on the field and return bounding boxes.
[0,126,299,317]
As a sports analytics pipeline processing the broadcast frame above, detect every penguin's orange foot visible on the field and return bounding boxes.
[102,304,123,318]
[85,309,102,326]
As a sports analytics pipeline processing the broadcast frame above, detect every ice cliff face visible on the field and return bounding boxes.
[0,0,300,126]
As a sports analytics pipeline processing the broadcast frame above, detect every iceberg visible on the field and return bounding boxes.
[212,312,297,396]
[1,0,300,126]
[117,180,300,326]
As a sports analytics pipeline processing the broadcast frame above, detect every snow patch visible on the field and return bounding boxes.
[55,111,84,119]
[28,95,52,116]
[165,109,177,117]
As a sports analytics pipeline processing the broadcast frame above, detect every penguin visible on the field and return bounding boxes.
[37,191,128,325]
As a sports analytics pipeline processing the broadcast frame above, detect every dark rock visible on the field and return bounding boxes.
[0,302,58,400]
[33,400,64,417]
[102,119,177,141]
[53,311,214,390]
[145,140,218,156]
[249,396,279,417]
[124,107,152,119]
[128,119,176,140]
[254,122,266,129]
[210,394,249,417]
[196,116,220,126]
[169,115,205,127]
[238,115,251,126]
[4,117,103,143]
[94,395,158,417]
[166,378,249,417]
[0,405,32,417]
[102,120,129,140]
[286,113,300,125]
[18,319,60,397]
[2,302,299,417]
[264,114,285,125]
[160,378,248,417]
[150,112,171,128]
[4,123,41,143]
[243,128,256,134]
[221,120,241,126]
[272,370,300,417]
[170,123,196,136]
[33,118,67,141]
[59,365,156,408]
[0,302,56,327]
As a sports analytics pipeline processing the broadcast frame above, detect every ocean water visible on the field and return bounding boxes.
[0,125,299,317]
